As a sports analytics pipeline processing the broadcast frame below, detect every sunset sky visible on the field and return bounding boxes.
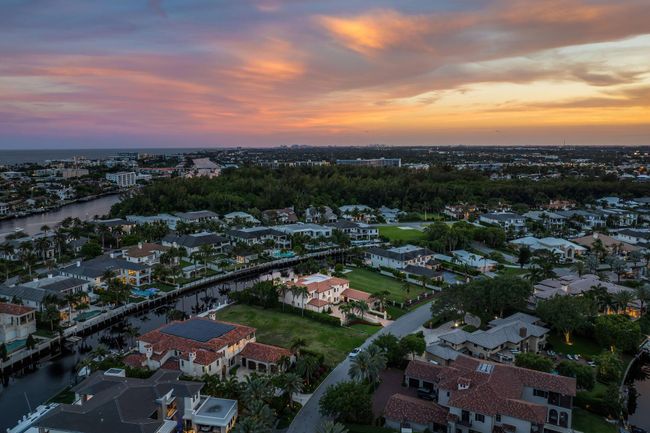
[1,0,649,148]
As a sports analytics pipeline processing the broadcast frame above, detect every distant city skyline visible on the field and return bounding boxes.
[1,0,650,149]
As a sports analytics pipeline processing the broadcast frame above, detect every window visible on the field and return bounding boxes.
[533,389,548,398]
[559,412,569,428]
[496,414,501,422]
[549,409,558,425]
[475,414,485,422]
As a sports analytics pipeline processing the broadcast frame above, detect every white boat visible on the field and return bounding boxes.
[7,403,59,433]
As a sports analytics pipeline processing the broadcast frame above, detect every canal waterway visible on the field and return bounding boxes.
[0,194,121,241]
[0,273,277,431]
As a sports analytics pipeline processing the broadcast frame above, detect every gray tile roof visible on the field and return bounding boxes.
[37,370,203,433]
[162,232,228,248]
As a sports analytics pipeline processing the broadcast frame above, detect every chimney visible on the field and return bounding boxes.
[593,232,599,240]
[76,260,81,267]
[47,273,53,279]
[519,327,527,338]
[138,242,143,249]
[110,252,115,259]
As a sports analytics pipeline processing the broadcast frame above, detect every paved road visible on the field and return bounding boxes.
[286,301,433,433]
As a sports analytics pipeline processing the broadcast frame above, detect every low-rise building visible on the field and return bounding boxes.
[0,275,89,312]
[571,232,639,255]
[122,242,169,265]
[394,356,576,433]
[325,221,378,241]
[261,207,298,225]
[284,273,350,313]
[36,369,238,433]
[339,204,374,223]
[510,236,586,263]
[378,206,404,223]
[479,212,526,234]
[523,211,567,231]
[0,302,36,344]
[60,255,152,287]
[556,210,606,230]
[162,232,230,256]
[188,158,221,178]
[227,226,291,249]
[434,313,549,363]
[304,205,337,224]
[126,317,292,377]
[366,244,435,270]
[274,223,332,239]
[223,211,260,226]
[449,250,498,273]
[175,210,220,225]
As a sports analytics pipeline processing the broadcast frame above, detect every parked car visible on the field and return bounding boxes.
[587,361,597,367]
[417,388,435,401]
[630,426,647,433]
[348,348,362,359]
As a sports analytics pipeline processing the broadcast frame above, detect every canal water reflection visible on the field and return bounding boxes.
[0,276,263,431]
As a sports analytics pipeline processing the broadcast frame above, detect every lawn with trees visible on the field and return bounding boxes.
[345,268,427,303]
[377,225,428,243]
[215,304,377,365]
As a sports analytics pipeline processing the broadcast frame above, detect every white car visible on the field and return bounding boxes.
[349,348,362,359]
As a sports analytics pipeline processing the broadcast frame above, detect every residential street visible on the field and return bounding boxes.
[286,301,433,433]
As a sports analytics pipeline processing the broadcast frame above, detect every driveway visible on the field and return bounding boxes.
[286,301,433,433]
[418,320,456,345]
[372,369,417,418]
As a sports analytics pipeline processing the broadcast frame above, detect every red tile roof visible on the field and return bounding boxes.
[138,317,255,366]
[288,275,349,294]
[123,353,146,368]
[384,393,448,425]
[405,356,576,425]
[239,342,292,363]
[307,298,330,307]
[405,359,443,382]
[341,288,372,301]
[0,302,35,316]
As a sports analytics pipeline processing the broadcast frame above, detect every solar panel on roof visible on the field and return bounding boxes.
[161,319,235,342]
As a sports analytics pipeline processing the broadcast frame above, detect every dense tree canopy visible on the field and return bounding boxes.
[514,352,554,372]
[536,295,592,344]
[111,166,650,217]
[594,314,642,353]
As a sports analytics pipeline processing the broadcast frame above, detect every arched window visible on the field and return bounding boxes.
[559,412,569,427]
[549,409,558,425]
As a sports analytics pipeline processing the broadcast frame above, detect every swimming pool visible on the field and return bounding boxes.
[270,250,296,258]
[131,287,160,298]
[75,310,102,322]
[6,339,27,354]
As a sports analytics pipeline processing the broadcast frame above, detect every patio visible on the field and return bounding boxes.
[372,368,418,419]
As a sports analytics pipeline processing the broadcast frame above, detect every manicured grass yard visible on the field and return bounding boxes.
[378,225,427,242]
[345,268,427,303]
[572,408,616,433]
[547,333,604,358]
[214,304,379,365]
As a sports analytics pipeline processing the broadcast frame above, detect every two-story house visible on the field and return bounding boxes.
[367,244,435,270]
[479,212,527,235]
[227,226,291,249]
[162,232,231,256]
[0,302,36,344]
[325,221,379,241]
[36,369,238,433]
[392,356,576,433]
[284,274,350,313]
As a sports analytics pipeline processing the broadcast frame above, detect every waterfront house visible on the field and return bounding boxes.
[367,244,435,270]
[162,232,230,256]
[36,369,238,433]
[0,275,89,313]
[0,302,36,344]
[325,221,379,241]
[226,226,291,249]
[60,255,152,288]
[510,236,586,263]
[284,273,350,313]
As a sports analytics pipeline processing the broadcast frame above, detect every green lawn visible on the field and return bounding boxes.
[572,408,616,433]
[496,267,528,277]
[378,225,427,242]
[345,268,427,303]
[214,304,378,365]
[547,334,604,358]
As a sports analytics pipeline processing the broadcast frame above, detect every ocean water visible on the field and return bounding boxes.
[0,148,207,165]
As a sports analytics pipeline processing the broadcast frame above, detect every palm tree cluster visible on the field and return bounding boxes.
[348,345,387,385]
[339,300,370,322]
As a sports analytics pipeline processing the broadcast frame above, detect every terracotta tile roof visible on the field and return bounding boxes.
[341,288,372,301]
[405,359,443,383]
[0,302,35,316]
[138,317,255,367]
[160,357,181,371]
[123,353,146,368]
[239,342,292,363]
[384,393,448,425]
[307,298,330,307]
[287,275,349,294]
[405,356,576,425]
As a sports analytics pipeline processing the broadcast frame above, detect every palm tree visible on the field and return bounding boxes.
[40,225,50,236]
[635,285,650,314]
[64,291,81,322]
[280,372,303,409]
[54,230,67,261]
[1,242,15,260]
[292,286,309,316]
[19,247,37,277]
[276,283,290,311]
[317,421,349,433]
[373,290,391,312]
[354,300,370,321]
[296,355,319,386]
[338,302,355,321]
[348,345,386,384]
[613,291,635,315]
[241,375,274,403]
[198,244,216,276]
[290,337,307,357]
[34,237,50,262]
